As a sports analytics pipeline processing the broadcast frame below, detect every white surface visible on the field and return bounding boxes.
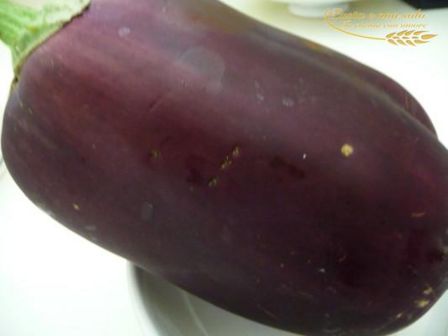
[1,1,448,335]
[271,0,358,18]
[287,2,349,18]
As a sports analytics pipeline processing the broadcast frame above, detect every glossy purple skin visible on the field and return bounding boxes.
[2,0,448,335]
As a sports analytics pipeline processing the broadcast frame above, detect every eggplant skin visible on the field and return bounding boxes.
[2,0,448,335]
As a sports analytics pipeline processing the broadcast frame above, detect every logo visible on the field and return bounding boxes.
[324,8,437,46]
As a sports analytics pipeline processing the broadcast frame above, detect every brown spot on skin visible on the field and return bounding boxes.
[220,156,232,170]
[423,286,433,296]
[232,146,241,158]
[185,154,207,185]
[148,150,160,159]
[270,156,305,180]
[341,144,354,157]
[415,299,430,308]
[411,212,426,218]
[219,146,241,170]
[208,177,218,188]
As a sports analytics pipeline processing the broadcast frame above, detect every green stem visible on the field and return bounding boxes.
[0,0,90,75]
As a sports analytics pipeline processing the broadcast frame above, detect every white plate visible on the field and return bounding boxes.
[128,266,448,336]
[270,0,359,18]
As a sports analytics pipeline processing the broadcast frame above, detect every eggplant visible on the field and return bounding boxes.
[1,0,448,335]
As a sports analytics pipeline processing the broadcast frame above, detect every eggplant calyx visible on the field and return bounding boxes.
[0,0,90,76]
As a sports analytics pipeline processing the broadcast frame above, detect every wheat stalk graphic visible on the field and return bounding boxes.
[386,30,437,46]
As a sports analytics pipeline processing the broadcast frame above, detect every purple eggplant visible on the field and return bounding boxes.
[1,0,448,335]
